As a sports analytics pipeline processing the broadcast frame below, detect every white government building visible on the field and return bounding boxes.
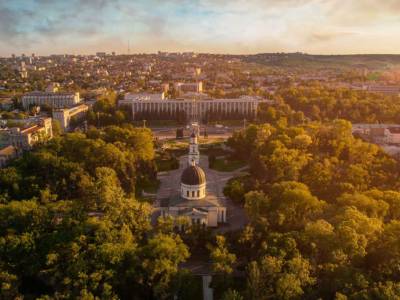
[22,91,81,109]
[125,94,271,120]
[160,132,226,227]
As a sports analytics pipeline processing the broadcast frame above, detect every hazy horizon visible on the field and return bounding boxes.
[1,0,400,56]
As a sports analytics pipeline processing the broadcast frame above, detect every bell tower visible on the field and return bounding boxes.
[188,131,200,165]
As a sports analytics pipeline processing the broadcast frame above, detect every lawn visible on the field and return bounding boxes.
[141,180,160,194]
[136,180,160,203]
[156,157,180,172]
[210,157,247,172]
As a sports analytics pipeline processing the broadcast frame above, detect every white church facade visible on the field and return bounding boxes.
[160,132,226,227]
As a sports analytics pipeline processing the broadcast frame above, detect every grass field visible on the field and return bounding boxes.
[156,157,180,172]
[141,180,160,194]
[210,157,246,172]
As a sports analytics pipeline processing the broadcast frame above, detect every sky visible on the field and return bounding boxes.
[1,0,400,56]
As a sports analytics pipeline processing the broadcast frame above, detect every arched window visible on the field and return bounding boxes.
[192,191,195,197]
[197,190,200,197]
[187,191,189,197]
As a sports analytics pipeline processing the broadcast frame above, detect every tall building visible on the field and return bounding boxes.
[22,91,81,109]
[20,61,28,79]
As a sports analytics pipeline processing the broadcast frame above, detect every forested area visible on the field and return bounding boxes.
[222,120,400,299]
[274,82,400,123]
[0,125,195,299]
[3,80,400,298]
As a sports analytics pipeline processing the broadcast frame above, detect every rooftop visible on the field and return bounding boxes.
[0,145,16,156]
[160,192,223,208]
[181,164,206,185]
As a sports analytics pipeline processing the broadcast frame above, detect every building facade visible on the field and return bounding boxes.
[131,96,271,121]
[160,133,226,227]
[52,104,88,131]
[174,82,203,93]
[118,92,165,107]
[22,91,81,109]
[3,118,53,150]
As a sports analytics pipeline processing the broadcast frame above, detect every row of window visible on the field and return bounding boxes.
[184,189,205,198]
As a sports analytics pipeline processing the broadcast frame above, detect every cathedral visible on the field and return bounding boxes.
[160,131,226,227]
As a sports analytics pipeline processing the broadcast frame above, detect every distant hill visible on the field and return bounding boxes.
[242,53,400,70]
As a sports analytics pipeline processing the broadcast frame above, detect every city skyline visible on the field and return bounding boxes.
[1,0,400,56]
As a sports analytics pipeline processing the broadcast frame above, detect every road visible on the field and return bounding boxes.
[151,125,242,140]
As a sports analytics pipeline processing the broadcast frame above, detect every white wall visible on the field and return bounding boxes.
[181,183,206,200]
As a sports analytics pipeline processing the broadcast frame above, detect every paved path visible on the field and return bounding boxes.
[153,154,248,231]
[202,276,213,300]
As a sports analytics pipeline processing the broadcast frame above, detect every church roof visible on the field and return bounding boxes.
[181,164,206,185]
[160,193,224,208]
[179,207,209,217]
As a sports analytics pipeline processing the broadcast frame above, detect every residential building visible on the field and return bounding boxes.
[174,82,203,93]
[52,104,89,131]
[46,82,60,93]
[367,85,400,96]
[2,117,53,150]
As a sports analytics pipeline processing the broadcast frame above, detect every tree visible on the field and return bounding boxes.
[210,235,237,275]
[246,255,315,300]
[224,178,246,204]
[140,233,189,298]
[52,119,63,136]
[0,269,20,300]
[368,221,400,274]
[222,289,244,300]
[336,192,389,219]
[333,207,382,260]
[251,181,325,231]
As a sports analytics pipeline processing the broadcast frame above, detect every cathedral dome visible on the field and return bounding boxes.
[181,165,206,185]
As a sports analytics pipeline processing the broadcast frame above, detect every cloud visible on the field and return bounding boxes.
[308,30,359,43]
[1,0,400,55]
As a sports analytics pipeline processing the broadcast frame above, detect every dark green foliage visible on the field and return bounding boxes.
[0,125,191,299]
[224,120,400,299]
[277,82,400,123]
